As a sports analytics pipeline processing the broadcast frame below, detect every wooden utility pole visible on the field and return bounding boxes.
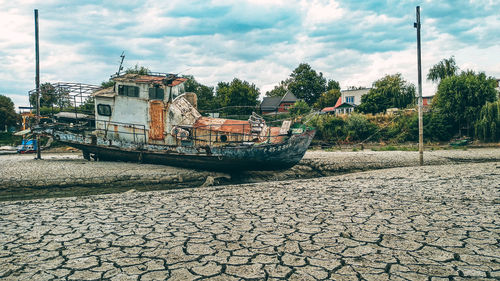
[414,6,423,166]
[35,9,41,160]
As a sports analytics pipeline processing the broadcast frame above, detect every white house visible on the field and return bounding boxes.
[340,88,370,106]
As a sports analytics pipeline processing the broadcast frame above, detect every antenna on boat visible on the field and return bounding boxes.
[116,51,125,76]
[175,68,191,77]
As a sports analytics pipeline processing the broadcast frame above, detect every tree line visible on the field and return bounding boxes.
[2,58,498,142]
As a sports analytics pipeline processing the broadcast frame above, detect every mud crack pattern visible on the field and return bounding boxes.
[0,162,499,280]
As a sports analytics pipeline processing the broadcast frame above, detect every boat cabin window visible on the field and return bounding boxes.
[97,104,112,116]
[118,85,139,97]
[148,86,164,100]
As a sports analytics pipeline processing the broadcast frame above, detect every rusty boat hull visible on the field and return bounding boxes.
[58,129,315,171]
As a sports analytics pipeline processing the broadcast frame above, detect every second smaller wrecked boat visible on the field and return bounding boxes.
[16,139,38,154]
[34,73,315,171]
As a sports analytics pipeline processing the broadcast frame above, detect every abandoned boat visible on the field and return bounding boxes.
[34,73,315,171]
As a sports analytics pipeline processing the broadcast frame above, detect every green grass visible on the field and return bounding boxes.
[371,145,418,152]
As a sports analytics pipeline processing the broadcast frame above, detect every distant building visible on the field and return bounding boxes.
[260,92,298,115]
[321,97,355,115]
[321,88,370,115]
[340,88,370,106]
[422,95,434,107]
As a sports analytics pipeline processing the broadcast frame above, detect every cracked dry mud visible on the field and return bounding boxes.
[0,162,499,280]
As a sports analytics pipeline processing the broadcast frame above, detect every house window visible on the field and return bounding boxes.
[118,85,139,97]
[97,104,112,116]
[345,96,355,103]
[148,86,165,100]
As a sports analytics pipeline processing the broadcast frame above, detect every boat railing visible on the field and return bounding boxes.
[185,123,286,147]
[60,117,294,148]
[95,120,147,144]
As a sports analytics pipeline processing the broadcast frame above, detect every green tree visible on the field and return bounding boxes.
[215,78,260,117]
[313,89,341,109]
[100,64,150,88]
[183,75,216,111]
[433,70,497,136]
[289,100,311,117]
[79,97,95,114]
[427,56,459,83]
[101,80,115,88]
[265,80,289,97]
[357,73,416,114]
[327,80,341,91]
[125,64,150,75]
[287,63,327,106]
[425,111,455,141]
[29,83,70,109]
[0,95,18,130]
[474,100,500,142]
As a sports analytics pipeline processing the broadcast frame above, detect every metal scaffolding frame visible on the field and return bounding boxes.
[28,82,101,119]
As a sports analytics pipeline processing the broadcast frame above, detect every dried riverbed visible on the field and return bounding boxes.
[0,161,499,280]
[0,148,499,200]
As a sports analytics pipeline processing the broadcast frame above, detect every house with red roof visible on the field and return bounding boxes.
[260,92,298,115]
[321,88,370,115]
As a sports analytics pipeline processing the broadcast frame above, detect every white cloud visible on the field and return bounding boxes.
[301,0,344,25]
[1,0,499,111]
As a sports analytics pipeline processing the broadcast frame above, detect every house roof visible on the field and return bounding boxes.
[280,92,297,103]
[341,88,370,93]
[260,92,298,111]
[260,96,282,111]
[336,102,356,109]
[334,97,342,108]
[92,86,115,98]
[320,97,343,113]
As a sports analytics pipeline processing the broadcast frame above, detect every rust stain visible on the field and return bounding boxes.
[113,74,187,86]
[149,101,165,140]
[167,78,187,87]
[192,116,285,144]
[194,117,250,134]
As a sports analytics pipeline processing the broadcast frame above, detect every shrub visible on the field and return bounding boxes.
[309,115,346,141]
[386,112,418,142]
[345,113,377,141]
[289,100,311,117]
[425,111,455,141]
[0,132,22,146]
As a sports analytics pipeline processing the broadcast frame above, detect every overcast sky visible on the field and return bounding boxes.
[1,0,499,109]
